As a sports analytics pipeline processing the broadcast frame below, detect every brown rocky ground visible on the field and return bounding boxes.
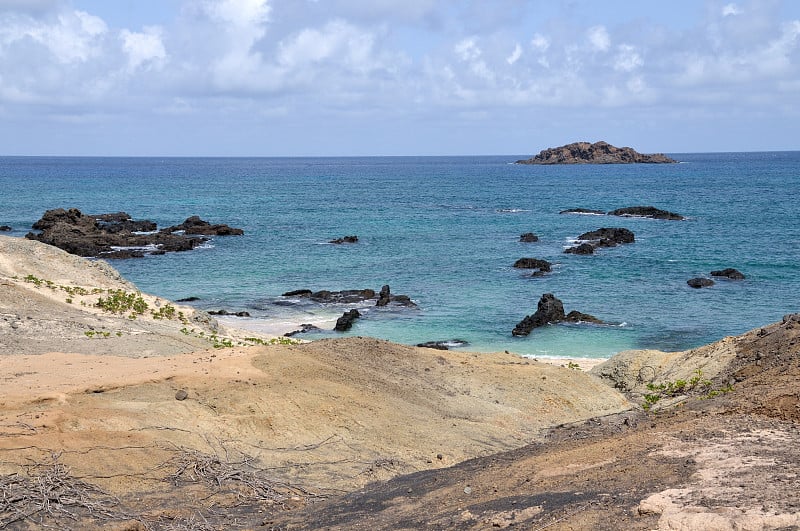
[1,236,798,530]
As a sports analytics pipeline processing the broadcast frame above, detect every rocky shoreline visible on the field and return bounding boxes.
[0,235,797,530]
[25,208,243,259]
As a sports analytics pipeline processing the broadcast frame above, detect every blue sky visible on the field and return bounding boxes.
[1,0,799,156]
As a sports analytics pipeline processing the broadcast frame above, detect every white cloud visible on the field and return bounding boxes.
[506,42,522,65]
[199,0,272,89]
[722,3,741,17]
[614,44,643,72]
[0,9,108,64]
[530,33,549,52]
[454,37,481,61]
[2,0,800,154]
[203,0,271,29]
[121,26,166,71]
[587,25,610,52]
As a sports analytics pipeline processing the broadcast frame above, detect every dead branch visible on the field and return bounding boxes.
[0,453,125,529]
[157,446,325,504]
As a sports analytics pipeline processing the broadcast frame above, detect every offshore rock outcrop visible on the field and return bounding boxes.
[334,309,361,331]
[516,141,677,165]
[711,268,745,280]
[561,206,685,220]
[564,227,635,254]
[609,206,685,221]
[512,293,603,336]
[281,285,417,308]
[26,208,243,259]
[513,258,552,277]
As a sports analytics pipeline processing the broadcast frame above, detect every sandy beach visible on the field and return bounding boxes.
[1,235,798,530]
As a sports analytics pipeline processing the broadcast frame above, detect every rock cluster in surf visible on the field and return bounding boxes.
[560,205,685,220]
[25,208,242,259]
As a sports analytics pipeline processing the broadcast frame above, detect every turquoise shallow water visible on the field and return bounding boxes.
[1,153,798,358]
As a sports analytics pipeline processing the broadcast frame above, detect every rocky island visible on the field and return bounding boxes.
[517,141,677,164]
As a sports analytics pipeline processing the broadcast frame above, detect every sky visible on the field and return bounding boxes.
[0,0,799,156]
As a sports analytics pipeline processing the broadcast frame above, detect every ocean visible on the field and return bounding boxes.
[1,153,798,359]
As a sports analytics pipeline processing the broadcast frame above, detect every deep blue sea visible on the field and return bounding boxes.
[1,153,798,358]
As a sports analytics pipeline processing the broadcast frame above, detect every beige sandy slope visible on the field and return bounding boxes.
[0,236,633,527]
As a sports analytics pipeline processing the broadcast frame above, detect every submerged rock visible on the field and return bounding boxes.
[711,268,745,280]
[516,141,677,165]
[282,289,313,297]
[608,206,684,221]
[162,216,244,236]
[559,208,606,215]
[564,310,603,324]
[281,286,416,307]
[207,309,251,317]
[687,278,715,289]
[564,243,595,255]
[565,227,635,254]
[519,232,539,243]
[416,340,469,350]
[330,235,358,244]
[284,323,323,337]
[577,227,635,245]
[513,258,552,276]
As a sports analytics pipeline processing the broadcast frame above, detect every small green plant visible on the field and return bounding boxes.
[566,362,582,370]
[84,330,112,339]
[24,274,43,287]
[96,289,149,316]
[151,304,177,320]
[642,369,730,411]
[642,393,661,411]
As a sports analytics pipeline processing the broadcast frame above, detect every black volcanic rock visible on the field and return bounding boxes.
[312,289,376,303]
[559,208,606,215]
[565,228,634,254]
[376,285,391,307]
[334,309,361,331]
[513,294,604,336]
[711,268,745,280]
[0,225,12,231]
[330,235,358,244]
[512,294,566,336]
[564,243,595,255]
[519,232,539,243]
[416,340,469,350]
[687,278,715,289]
[516,141,677,165]
[208,309,251,317]
[26,208,241,259]
[282,289,313,297]
[609,206,684,220]
[513,258,552,276]
[284,324,323,337]
[282,286,416,307]
[564,310,603,324]
[162,216,244,235]
[577,228,635,245]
